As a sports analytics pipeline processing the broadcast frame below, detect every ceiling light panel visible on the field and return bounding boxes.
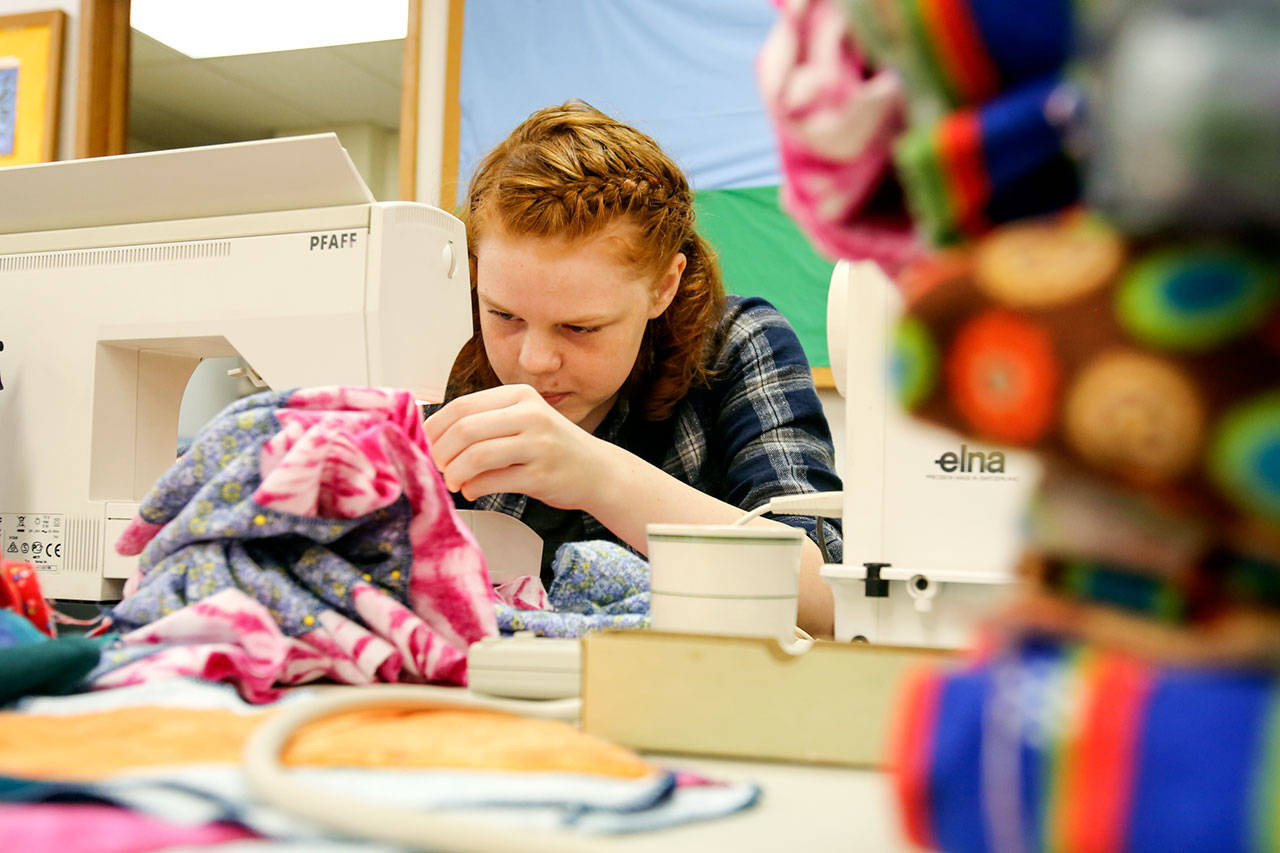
[132,0,409,58]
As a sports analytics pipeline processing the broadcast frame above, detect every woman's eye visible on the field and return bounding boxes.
[565,325,600,335]
[487,310,516,322]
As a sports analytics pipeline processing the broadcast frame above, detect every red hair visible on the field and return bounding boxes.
[447,101,726,421]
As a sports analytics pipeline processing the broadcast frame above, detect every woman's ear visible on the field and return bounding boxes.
[649,252,686,318]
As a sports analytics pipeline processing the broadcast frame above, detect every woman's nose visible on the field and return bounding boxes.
[518,330,561,374]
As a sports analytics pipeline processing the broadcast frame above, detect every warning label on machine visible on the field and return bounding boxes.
[0,513,66,573]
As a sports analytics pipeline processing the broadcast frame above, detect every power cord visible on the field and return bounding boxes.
[730,491,843,563]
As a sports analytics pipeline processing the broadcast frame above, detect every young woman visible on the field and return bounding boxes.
[424,101,842,637]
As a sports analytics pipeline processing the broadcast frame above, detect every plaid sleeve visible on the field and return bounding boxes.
[712,297,844,560]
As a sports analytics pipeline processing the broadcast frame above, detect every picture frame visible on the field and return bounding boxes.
[0,9,66,166]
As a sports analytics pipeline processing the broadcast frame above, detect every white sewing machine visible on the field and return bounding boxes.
[821,260,1041,648]
[0,135,472,600]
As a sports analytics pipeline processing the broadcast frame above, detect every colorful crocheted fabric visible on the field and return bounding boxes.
[828,0,1086,248]
[98,387,497,701]
[840,5,1280,849]
[841,0,1078,112]
[894,75,1082,245]
[887,210,1280,668]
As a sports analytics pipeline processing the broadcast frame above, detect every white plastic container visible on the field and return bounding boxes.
[646,524,804,646]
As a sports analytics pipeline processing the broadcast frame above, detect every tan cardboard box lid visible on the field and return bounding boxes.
[581,631,952,768]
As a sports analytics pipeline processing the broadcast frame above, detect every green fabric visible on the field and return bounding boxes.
[0,775,72,800]
[0,610,46,647]
[0,636,103,705]
[693,186,835,368]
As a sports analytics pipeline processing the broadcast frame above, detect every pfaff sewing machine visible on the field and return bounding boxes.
[0,135,472,600]
[822,260,1041,648]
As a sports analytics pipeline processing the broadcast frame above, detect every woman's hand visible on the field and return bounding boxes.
[423,384,610,509]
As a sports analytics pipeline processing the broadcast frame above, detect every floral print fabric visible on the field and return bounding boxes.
[496,541,649,638]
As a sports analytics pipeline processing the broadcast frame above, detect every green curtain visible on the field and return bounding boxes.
[693,186,836,368]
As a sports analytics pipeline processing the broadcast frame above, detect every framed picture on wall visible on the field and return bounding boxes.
[0,9,66,166]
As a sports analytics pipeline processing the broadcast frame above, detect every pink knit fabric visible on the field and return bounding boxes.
[0,804,258,853]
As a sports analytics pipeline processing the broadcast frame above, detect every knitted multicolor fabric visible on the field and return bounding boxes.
[888,210,1280,670]
[892,638,1280,853]
[841,0,1078,112]
[894,75,1082,245]
[100,386,497,701]
[995,464,1280,668]
[831,0,1085,248]
[829,5,1280,849]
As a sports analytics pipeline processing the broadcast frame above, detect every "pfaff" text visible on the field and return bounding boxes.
[310,232,358,250]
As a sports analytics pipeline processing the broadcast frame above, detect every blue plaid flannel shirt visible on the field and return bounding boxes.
[434,295,843,572]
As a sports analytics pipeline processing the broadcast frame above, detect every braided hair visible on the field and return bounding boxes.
[448,101,727,421]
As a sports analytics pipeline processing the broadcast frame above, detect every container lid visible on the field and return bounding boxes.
[646,524,805,542]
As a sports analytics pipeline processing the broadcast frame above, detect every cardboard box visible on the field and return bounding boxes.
[580,631,951,768]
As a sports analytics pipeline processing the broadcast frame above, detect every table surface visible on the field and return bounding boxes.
[611,754,912,852]
[290,684,918,852]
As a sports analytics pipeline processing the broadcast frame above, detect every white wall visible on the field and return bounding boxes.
[276,122,399,200]
[0,0,81,161]
[126,135,160,153]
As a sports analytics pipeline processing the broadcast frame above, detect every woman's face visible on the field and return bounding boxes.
[475,224,684,433]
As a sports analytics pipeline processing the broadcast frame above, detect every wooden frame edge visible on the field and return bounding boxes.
[397,0,422,200]
[74,0,130,159]
[439,0,464,212]
[399,0,465,209]
[41,9,65,161]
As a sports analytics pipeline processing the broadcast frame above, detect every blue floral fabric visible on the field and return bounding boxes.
[496,541,650,638]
